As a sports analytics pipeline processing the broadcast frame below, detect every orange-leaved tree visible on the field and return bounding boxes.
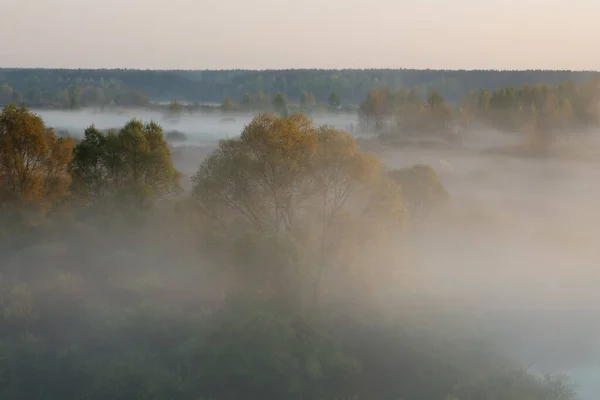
[192,112,405,305]
[0,104,72,211]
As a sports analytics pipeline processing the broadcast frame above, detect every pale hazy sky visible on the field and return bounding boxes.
[1,0,598,70]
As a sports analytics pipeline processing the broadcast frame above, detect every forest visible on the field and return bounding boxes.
[1,68,599,108]
[2,72,595,399]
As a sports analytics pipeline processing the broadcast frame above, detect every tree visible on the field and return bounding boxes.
[459,90,478,129]
[255,90,268,108]
[426,89,445,108]
[114,90,149,107]
[80,87,105,107]
[192,113,317,235]
[407,87,421,104]
[221,96,234,112]
[167,100,183,116]
[0,83,14,105]
[272,92,289,116]
[388,165,450,216]
[240,93,254,108]
[195,301,359,400]
[70,120,181,205]
[359,88,391,131]
[165,130,187,143]
[0,104,72,209]
[328,92,341,109]
[68,85,81,109]
[477,89,491,112]
[191,113,403,302]
[424,89,455,133]
[300,91,315,108]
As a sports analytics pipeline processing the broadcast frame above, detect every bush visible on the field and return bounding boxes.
[165,130,187,142]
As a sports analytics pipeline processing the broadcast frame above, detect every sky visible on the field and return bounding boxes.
[1,0,599,70]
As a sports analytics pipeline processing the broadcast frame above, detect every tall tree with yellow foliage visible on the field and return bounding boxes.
[192,113,404,305]
[0,104,72,210]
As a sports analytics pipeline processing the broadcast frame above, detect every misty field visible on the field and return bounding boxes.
[36,109,360,144]
[3,78,600,400]
[3,0,600,392]
[9,108,597,399]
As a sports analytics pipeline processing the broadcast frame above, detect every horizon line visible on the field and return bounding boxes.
[1,66,599,73]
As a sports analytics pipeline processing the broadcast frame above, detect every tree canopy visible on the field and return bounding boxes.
[192,113,404,305]
[0,104,72,210]
[70,119,181,205]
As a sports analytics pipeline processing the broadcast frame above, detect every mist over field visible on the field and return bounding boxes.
[386,148,600,399]
[25,107,600,399]
[36,109,361,144]
[380,132,600,399]
[3,0,600,389]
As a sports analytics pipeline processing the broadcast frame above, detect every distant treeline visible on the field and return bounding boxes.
[359,78,600,141]
[1,68,599,108]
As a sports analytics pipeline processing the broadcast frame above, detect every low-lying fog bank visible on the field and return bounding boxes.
[378,147,600,398]
[34,108,361,145]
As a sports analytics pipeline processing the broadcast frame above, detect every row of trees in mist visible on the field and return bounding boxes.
[161,91,346,118]
[0,103,577,399]
[1,79,344,115]
[2,67,599,107]
[0,81,150,109]
[5,70,600,156]
[219,91,343,113]
[358,78,600,149]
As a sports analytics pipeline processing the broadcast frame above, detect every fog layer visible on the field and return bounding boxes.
[31,108,600,399]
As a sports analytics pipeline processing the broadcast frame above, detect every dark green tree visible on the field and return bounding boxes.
[240,92,254,108]
[273,92,289,116]
[70,120,181,205]
[328,91,341,108]
[68,85,81,109]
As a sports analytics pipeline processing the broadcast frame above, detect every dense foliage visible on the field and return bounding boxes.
[0,105,579,400]
[70,121,181,205]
